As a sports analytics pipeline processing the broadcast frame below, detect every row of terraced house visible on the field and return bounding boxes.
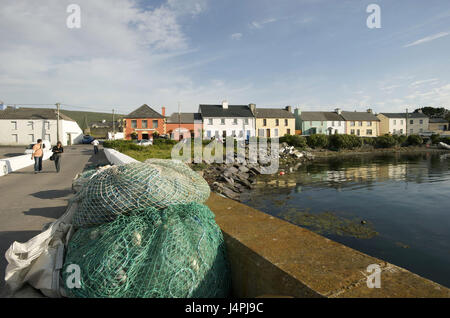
[123,102,449,141]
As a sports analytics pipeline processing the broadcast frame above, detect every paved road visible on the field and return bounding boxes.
[0,144,109,294]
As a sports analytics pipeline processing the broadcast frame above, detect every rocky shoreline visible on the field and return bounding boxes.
[191,142,316,201]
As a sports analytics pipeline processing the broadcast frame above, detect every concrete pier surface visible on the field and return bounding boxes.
[0,145,108,295]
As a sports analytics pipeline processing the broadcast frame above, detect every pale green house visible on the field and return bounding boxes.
[294,109,335,135]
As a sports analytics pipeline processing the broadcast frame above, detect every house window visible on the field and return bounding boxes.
[338,121,341,126]
[400,120,404,125]
[152,120,158,128]
[215,131,219,138]
[287,129,291,135]
[131,120,137,128]
[359,121,363,126]
[208,118,213,125]
[285,119,288,126]
[258,129,264,137]
[367,129,373,136]
[45,121,50,130]
[28,121,34,130]
[221,119,225,125]
[239,131,243,138]
[222,131,226,138]
[410,120,414,124]
[28,134,34,142]
[350,121,355,127]
[350,129,355,135]
[45,134,51,142]
[332,121,335,127]
[367,121,372,126]
[206,131,211,138]
[275,119,279,126]
[11,121,17,130]
[244,119,249,125]
[400,129,403,134]
[274,129,279,137]
[393,129,397,134]
[410,129,413,134]
[232,130,236,137]
[233,119,238,125]
[419,119,423,124]
[142,120,148,128]
[393,120,396,125]
[357,129,360,136]
[11,134,18,143]
[263,119,267,126]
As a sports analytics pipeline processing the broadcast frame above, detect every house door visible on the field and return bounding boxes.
[142,133,149,140]
[67,133,72,146]
[266,129,271,138]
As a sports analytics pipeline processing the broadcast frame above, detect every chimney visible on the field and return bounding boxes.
[162,106,166,116]
[285,105,292,113]
[249,103,256,114]
[367,108,373,113]
[294,107,301,116]
[222,100,228,109]
[335,108,342,115]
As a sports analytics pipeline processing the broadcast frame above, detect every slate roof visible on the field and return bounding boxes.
[167,112,202,123]
[255,108,295,118]
[341,111,380,121]
[0,107,75,121]
[379,112,428,119]
[126,104,164,119]
[299,111,344,121]
[199,104,254,118]
[429,118,448,123]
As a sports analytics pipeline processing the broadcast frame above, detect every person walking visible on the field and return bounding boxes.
[52,141,64,173]
[92,139,99,154]
[31,139,43,174]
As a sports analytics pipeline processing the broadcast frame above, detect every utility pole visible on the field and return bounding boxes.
[56,103,61,142]
[178,101,181,141]
[112,108,115,139]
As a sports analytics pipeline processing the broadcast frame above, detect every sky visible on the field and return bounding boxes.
[0,0,449,115]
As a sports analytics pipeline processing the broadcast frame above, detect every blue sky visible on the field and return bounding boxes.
[1,0,449,115]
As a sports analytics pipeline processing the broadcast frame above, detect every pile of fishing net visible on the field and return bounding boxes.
[72,166,112,193]
[71,159,211,227]
[63,203,230,298]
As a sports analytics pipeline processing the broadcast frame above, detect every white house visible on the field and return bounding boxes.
[377,111,429,135]
[326,108,346,135]
[0,107,83,146]
[199,101,256,140]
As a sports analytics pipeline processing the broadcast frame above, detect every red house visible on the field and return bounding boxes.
[166,112,203,140]
[124,104,166,140]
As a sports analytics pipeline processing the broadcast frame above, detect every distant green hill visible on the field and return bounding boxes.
[61,110,125,130]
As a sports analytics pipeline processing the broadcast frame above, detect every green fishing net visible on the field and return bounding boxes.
[62,202,230,298]
[71,160,211,227]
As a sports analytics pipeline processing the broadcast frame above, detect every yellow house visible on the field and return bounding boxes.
[255,106,296,137]
[341,110,380,137]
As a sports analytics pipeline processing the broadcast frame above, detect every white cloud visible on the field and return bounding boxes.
[250,17,277,29]
[404,32,450,48]
[409,78,439,87]
[230,33,242,40]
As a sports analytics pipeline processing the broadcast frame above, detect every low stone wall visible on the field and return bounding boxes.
[206,193,450,298]
[0,152,52,177]
[103,148,138,165]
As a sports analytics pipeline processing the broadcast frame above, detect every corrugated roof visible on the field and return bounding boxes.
[199,104,254,118]
[0,107,75,121]
[127,104,164,119]
[255,108,295,118]
[167,112,202,123]
[379,112,428,119]
[341,111,380,121]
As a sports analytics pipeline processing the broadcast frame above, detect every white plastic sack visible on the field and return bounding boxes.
[4,202,78,298]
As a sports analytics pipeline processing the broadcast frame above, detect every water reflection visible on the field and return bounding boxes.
[243,152,450,288]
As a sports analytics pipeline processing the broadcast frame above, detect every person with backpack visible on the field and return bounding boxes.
[31,139,43,174]
[51,141,64,173]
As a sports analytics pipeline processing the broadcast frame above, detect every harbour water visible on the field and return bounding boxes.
[242,152,450,288]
